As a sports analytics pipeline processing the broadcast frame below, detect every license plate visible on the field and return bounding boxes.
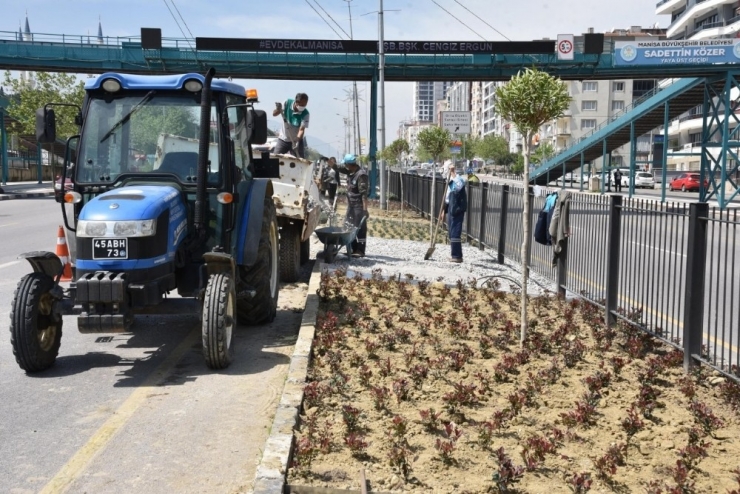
[92,238,128,260]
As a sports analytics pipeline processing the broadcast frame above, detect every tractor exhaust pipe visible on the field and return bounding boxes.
[194,67,216,239]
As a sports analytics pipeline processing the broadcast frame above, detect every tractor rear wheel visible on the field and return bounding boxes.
[238,195,280,324]
[10,272,63,372]
[279,225,301,282]
[202,272,235,369]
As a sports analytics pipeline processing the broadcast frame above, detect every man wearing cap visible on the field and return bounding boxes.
[338,154,369,257]
[273,92,309,158]
[443,161,467,263]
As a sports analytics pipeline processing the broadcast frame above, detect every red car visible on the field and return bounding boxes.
[668,173,707,192]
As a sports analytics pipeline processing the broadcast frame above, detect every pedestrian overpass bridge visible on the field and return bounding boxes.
[1,30,739,206]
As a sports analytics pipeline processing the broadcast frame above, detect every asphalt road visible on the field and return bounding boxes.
[0,197,307,493]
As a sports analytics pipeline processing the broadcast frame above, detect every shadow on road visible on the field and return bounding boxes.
[24,306,299,387]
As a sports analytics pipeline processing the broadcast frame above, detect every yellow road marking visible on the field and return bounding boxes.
[39,328,199,494]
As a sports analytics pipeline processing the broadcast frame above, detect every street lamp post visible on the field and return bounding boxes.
[378,0,387,209]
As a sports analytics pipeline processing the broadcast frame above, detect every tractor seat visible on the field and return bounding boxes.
[158,152,198,181]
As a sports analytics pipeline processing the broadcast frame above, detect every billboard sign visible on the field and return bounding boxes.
[441,111,471,135]
[614,39,740,66]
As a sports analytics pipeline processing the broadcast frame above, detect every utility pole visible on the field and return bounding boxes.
[346,0,362,157]
[378,0,387,209]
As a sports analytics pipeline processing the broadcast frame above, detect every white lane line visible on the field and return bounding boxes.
[0,260,22,270]
[0,222,18,228]
[629,241,686,258]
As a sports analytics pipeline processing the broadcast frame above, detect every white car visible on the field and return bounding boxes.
[628,171,656,189]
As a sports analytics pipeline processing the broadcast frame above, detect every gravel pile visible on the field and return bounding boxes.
[309,234,557,295]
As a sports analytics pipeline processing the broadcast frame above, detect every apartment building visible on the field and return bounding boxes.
[658,0,740,171]
[413,81,453,124]
[539,78,659,170]
[397,119,432,162]
[659,0,740,41]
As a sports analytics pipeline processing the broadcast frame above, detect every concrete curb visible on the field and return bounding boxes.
[251,261,323,494]
[0,191,54,201]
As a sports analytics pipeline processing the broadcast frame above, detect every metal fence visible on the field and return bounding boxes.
[389,171,740,381]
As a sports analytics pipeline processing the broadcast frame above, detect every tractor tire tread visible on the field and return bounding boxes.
[238,196,279,325]
[280,226,301,282]
[9,272,62,372]
[202,272,233,369]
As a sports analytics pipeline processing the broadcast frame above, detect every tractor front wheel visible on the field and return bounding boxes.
[238,195,280,324]
[10,272,63,372]
[202,273,235,369]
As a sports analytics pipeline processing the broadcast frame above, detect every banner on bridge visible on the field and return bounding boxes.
[614,39,740,66]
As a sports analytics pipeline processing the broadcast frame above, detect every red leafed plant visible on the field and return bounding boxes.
[435,422,463,464]
[520,434,559,471]
[593,442,627,480]
[370,385,390,411]
[341,404,362,432]
[419,408,442,432]
[389,414,408,439]
[492,447,524,493]
[443,381,479,413]
[567,471,593,493]
[688,400,724,436]
[621,404,645,437]
[344,432,368,457]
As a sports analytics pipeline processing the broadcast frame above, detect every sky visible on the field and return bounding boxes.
[3,0,664,158]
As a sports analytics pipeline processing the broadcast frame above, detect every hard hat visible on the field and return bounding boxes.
[344,154,358,165]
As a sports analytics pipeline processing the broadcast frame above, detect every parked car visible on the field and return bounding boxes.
[669,173,707,192]
[556,173,575,185]
[625,171,656,189]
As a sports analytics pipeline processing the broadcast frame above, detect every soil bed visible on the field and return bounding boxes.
[287,267,740,493]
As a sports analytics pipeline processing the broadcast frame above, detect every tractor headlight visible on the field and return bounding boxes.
[114,220,156,236]
[80,221,107,237]
[77,220,156,237]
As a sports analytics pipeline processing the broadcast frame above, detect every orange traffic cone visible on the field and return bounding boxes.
[56,226,73,282]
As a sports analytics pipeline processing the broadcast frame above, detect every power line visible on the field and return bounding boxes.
[161,0,195,52]
[429,0,486,41]
[315,0,351,38]
[304,0,345,39]
[453,0,510,41]
[170,0,196,39]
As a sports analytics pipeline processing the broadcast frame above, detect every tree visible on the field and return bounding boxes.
[494,68,571,343]
[510,154,524,174]
[3,71,85,178]
[476,134,511,169]
[417,126,451,237]
[382,138,410,165]
[531,141,556,166]
[3,71,84,139]
[130,106,197,155]
[458,134,480,161]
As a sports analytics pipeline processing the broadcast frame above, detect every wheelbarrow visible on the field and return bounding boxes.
[315,216,366,263]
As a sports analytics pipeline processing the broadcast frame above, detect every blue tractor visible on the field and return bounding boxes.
[10,69,281,371]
